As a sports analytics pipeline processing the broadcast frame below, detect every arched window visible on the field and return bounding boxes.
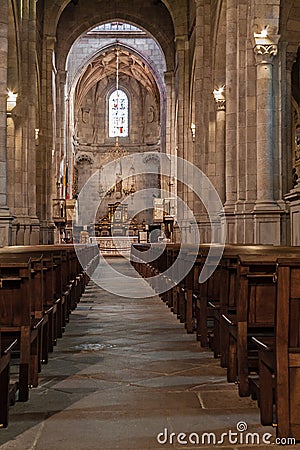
[109,89,129,137]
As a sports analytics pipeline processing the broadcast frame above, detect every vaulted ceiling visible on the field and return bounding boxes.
[74,47,160,112]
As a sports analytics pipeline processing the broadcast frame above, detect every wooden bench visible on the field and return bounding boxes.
[0,255,45,402]
[0,334,17,428]
[0,244,98,400]
[222,248,300,397]
[252,257,300,440]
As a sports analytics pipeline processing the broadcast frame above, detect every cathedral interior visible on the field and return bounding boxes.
[0,0,300,448]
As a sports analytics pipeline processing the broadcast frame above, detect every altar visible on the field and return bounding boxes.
[89,236,139,256]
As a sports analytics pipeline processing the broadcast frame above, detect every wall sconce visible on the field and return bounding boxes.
[254,26,269,39]
[7,90,18,116]
[213,86,225,102]
[168,176,174,186]
[253,26,279,60]
[190,122,196,142]
[213,86,226,111]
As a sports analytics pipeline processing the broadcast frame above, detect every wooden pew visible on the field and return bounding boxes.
[193,245,272,352]
[222,248,300,398]
[1,244,99,348]
[252,257,300,440]
[0,255,44,402]
[0,244,98,423]
[0,334,17,428]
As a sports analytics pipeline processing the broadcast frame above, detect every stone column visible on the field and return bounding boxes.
[0,0,13,246]
[224,0,237,210]
[253,33,282,244]
[253,36,279,206]
[284,49,299,245]
[38,35,56,243]
[164,71,175,160]
[164,70,176,203]
[285,50,298,193]
[193,0,206,240]
[213,88,226,204]
[174,34,190,241]
[221,0,238,243]
[57,69,67,198]
[28,0,40,243]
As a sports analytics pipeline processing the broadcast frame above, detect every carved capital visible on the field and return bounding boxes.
[213,86,226,110]
[174,35,188,51]
[286,51,297,71]
[215,100,226,111]
[45,35,56,50]
[58,70,68,85]
[254,44,278,64]
[253,32,279,64]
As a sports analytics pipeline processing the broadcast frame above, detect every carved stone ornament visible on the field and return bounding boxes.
[254,44,278,63]
[215,99,225,111]
[75,153,94,165]
[143,153,160,164]
[286,52,297,71]
[213,86,226,111]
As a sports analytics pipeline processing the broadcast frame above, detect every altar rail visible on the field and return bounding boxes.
[90,236,139,256]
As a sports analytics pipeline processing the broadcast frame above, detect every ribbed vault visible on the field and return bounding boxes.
[74,47,160,114]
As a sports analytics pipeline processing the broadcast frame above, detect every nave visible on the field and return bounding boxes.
[0,258,279,450]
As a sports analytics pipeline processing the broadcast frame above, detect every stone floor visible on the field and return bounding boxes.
[0,257,298,449]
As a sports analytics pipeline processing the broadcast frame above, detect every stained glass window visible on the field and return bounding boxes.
[109,89,128,137]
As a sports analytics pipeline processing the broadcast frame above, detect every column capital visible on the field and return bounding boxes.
[164,70,175,80]
[215,100,226,111]
[58,69,68,84]
[253,33,279,64]
[213,86,226,111]
[254,43,278,64]
[286,51,297,71]
[45,35,56,50]
[174,34,189,51]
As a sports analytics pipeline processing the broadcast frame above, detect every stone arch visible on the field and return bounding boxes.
[44,0,179,59]
[72,45,163,113]
[54,1,175,73]
[68,42,165,108]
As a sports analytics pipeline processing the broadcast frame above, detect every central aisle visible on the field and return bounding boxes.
[0,258,276,449]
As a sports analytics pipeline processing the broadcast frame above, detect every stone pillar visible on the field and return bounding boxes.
[193,0,207,242]
[221,0,238,243]
[285,50,298,193]
[224,0,237,210]
[164,70,176,205]
[174,34,190,241]
[0,0,13,246]
[284,49,299,245]
[213,88,226,204]
[38,35,56,244]
[253,36,279,206]
[252,33,282,244]
[164,71,175,160]
[28,0,40,243]
[57,69,67,198]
